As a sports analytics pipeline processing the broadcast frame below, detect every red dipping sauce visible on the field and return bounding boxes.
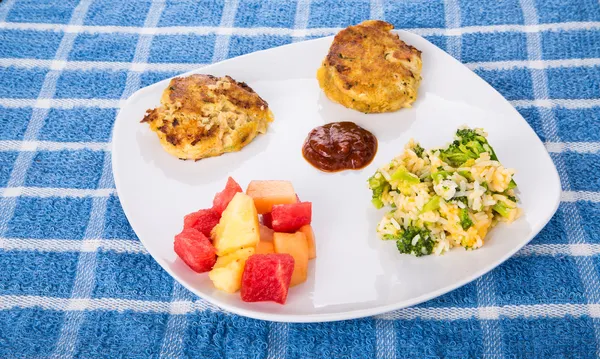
[302,121,378,172]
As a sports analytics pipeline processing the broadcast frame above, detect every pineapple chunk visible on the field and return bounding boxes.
[209,248,255,293]
[208,260,245,293]
[211,192,260,256]
[214,247,255,268]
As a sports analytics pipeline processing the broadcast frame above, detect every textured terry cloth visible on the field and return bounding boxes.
[1,0,600,358]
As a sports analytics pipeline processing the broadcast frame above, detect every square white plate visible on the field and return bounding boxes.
[112,31,561,322]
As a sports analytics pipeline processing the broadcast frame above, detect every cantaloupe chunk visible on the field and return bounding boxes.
[256,241,275,255]
[211,192,260,256]
[208,247,255,293]
[298,225,316,260]
[257,217,276,256]
[259,224,274,242]
[273,232,308,287]
[246,180,297,214]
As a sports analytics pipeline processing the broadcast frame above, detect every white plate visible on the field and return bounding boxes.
[112,31,561,322]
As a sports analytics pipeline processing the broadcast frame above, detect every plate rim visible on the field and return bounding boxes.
[111,32,562,322]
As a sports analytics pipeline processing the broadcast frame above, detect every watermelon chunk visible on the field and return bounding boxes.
[241,254,295,304]
[183,208,220,238]
[261,212,273,229]
[213,177,243,215]
[271,202,312,233]
[174,228,216,273]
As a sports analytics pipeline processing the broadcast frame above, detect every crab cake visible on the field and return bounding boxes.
[141,74,274,160]
[317,20,422,113]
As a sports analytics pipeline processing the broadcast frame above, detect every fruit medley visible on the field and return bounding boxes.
[174,177,316,304]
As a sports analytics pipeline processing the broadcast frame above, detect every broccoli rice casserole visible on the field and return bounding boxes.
[368,127,521,257]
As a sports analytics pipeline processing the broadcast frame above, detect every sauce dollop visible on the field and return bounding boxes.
[302,121,378,172]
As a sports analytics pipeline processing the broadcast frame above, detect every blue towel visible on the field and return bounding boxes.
[1,0,599,357]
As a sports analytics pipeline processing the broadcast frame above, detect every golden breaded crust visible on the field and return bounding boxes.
[141,74,274,160]
[317,20,423,113]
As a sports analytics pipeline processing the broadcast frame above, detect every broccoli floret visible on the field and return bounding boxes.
[368,172,386,191]
[371,198,384,209]
[431,171,451,183]
[507,195,517,203]
[459,208,473,230]
[412,144,425,157]
[455,129,497,160]
[452,196,468,206]
[438,150,472,168]
[391,167,420,185]
[439,128,498,167]
[492,201,511,218]
[393,227,435,257]
[457,170,473,180]
[452,197,473,230]
[389,166,420,195]
[368,173,389,209]
[421,195,441,213]
[455,128,484,142]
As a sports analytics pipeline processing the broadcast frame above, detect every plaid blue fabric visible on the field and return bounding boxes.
[0,0,599,357]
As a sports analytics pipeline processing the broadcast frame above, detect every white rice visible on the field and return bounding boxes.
[373,131,521,256]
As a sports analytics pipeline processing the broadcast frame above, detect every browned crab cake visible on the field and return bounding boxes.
[141,74,274,160]
[317,20,422,113]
